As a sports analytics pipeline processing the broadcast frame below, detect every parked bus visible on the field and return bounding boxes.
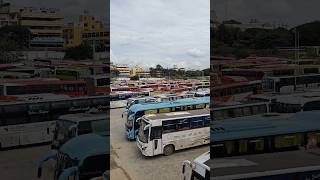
[126,97,157,110]
[263,74,320,93]
[211,80,262,102]
[0,95,108,148]
[126,97,210,140]
[51,111,109,149]
[212,150,320,180]
[0,79,87,96]
[182,151,210,180]
[211,111,320,158]
[212,101,269,120]
[137,109,210,156]
[110,91,150,101]
[182,150,320,180]
[55,68,90,80]
[37,133,109,180]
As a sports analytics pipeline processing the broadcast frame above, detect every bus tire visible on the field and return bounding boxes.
[163,145,175,156]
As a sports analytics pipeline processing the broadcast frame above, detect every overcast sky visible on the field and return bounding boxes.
[111,0,209,70]
[212,0,320,27]
[9,0,109,24]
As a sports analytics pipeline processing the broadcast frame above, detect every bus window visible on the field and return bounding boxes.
[145,109,157,115]
[225,141,235,155]
[203,116,210,126]
[238,140,248,154]
[159,108,170,113]
[191,117,204,128]
[78,121,93,135]
[177,118,190,130]
[91,120,108,135]
[163,120,178,133]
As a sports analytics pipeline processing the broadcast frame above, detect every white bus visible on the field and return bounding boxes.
[136,109,210,156]
[182,151,210,180]
[51,110,108,149]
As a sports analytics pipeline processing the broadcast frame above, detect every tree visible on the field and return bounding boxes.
[65,43,93,60]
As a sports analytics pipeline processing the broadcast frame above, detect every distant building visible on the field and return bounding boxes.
[131,66,150,78]
[63,14,109,51]
[115,64,130,77]
[0,2,18,27]
[223,19,287,31]
[0,2,64,49]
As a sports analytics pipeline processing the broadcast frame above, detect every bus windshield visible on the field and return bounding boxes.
[55,120,76,142]
[138,119,149,143]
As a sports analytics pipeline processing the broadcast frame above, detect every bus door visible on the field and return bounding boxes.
[150,126,162,155]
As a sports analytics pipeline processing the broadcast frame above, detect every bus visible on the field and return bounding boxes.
[182,151,210,180]
[0,79,87,96]
[126,97,210,140]
[110,91,150,101]
[262,74,320,93]
[55,68,91,80]
[211,111,320,158]
[212,150,320,180]
[212,101,269,120]
[37,133,109,180]
[126,97,157,110]
[51,111,109,149]
[211,80,262,102]
[137,109,210,156]
[182,150,320,180]
[0,95,108,148]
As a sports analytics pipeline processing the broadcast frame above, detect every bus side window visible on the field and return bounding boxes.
[162,120,177,133]
[178,118,190,130]
[191,117,204,129]
[204,116,210,126]
[78,121,92,135]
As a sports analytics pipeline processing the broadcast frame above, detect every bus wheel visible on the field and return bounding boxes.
[163,145,175,156]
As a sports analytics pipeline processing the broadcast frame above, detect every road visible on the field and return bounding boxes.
[110,108,208,180]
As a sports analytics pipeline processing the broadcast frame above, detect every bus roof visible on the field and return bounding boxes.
[211,111,320,142]
[60,134,109,161]
[144,108,209,121]
[129,97,209,113]
[212,150,320,179]
[58,112,107,122]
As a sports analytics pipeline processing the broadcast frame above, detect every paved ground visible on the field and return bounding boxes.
[110,108,208,180]
[0,144,53,180]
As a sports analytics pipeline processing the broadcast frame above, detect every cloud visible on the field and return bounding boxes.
[111,0,209,70]
[187,48,205,58]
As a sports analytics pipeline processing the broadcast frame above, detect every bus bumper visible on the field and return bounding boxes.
[136,138,152,156]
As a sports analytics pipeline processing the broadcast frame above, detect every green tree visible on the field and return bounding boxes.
[65,43,93,60]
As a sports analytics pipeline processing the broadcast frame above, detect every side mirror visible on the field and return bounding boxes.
[37,167,42,178]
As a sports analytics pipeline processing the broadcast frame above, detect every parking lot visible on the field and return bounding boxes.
[110,108,209,180]
[0,107,208,180]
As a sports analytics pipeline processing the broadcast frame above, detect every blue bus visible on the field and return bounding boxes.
[125,97,209,140]
[37,133,109,180]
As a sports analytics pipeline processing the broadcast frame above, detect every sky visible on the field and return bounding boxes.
[111,0,209,70]
[212,0,320,27]
[8,0,109,25]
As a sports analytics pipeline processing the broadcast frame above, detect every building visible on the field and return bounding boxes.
[115,64,130,77]
[63,14,109,51]
[130,66,150,78]
[0,2,64,49]
[0,2,18,27]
